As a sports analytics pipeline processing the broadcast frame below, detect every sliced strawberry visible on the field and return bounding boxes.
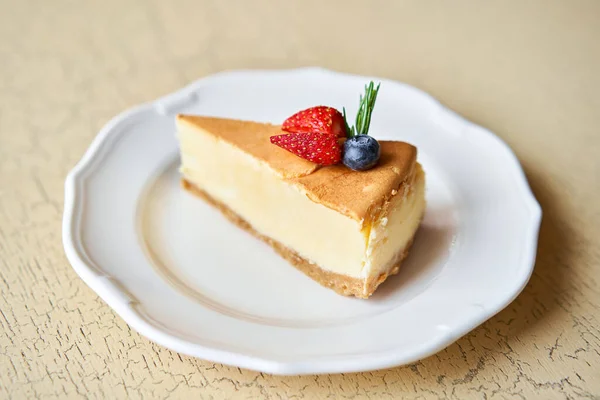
[282,106,346,138]
[270,132,342,165]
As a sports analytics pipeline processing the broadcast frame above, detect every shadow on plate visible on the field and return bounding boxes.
[382,163,572,380]
[370,220,455,302]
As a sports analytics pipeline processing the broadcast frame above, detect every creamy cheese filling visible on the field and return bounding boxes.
[178,124,425,280]
[362,166,425,279]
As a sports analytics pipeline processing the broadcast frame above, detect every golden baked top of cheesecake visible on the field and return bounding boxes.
[176,115,417,222]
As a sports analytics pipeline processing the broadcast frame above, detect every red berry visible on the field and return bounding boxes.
[270,133,342,165]
[282,106,346,138]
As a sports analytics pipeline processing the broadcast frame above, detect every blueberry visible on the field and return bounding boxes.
[343,135,381,171]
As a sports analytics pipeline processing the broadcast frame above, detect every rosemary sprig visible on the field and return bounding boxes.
[343,81,381,138]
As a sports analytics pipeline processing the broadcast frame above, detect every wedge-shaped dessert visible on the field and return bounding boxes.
[176,115,426,298]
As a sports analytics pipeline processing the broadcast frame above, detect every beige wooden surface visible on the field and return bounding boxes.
[1,0,600,398]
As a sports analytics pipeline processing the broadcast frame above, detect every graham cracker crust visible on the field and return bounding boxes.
[181,179,415,299]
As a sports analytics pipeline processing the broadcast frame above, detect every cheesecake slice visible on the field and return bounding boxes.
[176,115,426,298]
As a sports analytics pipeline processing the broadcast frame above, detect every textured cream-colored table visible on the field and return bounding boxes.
[1,1,599,398]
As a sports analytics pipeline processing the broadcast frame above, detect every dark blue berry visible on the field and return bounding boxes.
[342,135,381,171]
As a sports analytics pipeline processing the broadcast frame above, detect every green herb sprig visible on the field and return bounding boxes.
[343,81,381,138]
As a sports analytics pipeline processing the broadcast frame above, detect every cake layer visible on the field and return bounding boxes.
[182,179,418,298]
[179,125,368,277]
[176,116,426,297]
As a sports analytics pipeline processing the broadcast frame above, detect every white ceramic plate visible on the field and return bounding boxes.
[63,68,541,375]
